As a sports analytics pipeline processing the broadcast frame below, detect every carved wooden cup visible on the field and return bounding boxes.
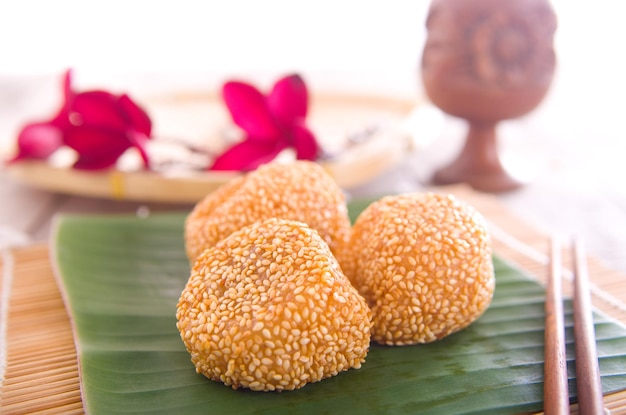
[422,0,557,192]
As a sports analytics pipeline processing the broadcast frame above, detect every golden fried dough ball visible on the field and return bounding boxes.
[176,218,371,391]
[340,192,495,346]
[184,161,350,263]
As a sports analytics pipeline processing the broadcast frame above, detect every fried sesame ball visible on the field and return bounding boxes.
[184,161,351,263]
[176,218,371,392]
[339,192,495,346]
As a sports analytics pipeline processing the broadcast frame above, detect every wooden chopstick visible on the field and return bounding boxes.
[572,237,604,414]
[544,237,605,415]
[544,236,570,414]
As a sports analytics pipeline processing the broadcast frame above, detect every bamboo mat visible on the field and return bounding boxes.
[1,244,83,414]
[2,184,626,414]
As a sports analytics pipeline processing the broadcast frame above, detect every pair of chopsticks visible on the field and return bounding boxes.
[544,237,605,414]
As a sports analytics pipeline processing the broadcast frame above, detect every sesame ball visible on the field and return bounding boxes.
[184,161,351,263]
[339,192,495,346]
[176,218,371,391]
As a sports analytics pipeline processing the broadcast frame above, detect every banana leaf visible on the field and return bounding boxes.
[52,201,626,415]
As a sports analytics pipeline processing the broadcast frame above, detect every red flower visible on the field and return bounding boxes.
[210,74,320,171]
[9,70,152,170]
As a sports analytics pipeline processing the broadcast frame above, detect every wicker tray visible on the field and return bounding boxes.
[3,93,424,203]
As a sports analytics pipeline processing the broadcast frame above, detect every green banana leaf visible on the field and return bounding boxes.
[52,201,626,415]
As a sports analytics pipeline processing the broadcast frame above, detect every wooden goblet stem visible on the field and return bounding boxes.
[431,121,522,193]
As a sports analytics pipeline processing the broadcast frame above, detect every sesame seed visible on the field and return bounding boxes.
[252,322,264,332]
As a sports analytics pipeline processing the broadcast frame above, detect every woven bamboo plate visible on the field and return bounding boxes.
[4,93,428,203]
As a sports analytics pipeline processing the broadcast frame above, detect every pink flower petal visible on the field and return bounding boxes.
[48,69,75,130]
[64,126,131,170]
[127,130,151,168]
[291,122,319,161]
[267,74,308,126]
[72,155,122,170]
[118,94,152,137]
[210,139,287,171]
[222,81,280,140]
[70,91,128,131]
[9,122,63,162]
[62,69,73,106]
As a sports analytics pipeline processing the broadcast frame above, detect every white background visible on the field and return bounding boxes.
[2,0,622,94]
[1,1,624,108]
[1,0,626,270]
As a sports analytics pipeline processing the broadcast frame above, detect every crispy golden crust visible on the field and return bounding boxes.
[340,192,495,346]
[176,218,371,391]
[184,161,351,263]
[184,175,247,263]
